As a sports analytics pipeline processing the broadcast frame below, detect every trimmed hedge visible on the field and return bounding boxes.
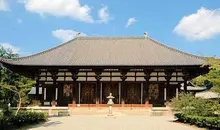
[2,111,48,129]
[175,113,220,129]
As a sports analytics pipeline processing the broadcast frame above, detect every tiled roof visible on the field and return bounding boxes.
[195,91,220,99]
[0,36,206,66]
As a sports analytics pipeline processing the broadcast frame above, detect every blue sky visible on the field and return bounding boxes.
[0,0,220,57]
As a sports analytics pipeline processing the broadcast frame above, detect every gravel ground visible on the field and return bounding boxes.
[28,115,204,130]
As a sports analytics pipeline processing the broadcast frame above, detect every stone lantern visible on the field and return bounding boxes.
[107,93,115,116]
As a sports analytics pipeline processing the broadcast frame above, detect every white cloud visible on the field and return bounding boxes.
[18,0,94,23]
[0,43,32,56]
[17,18,23,24]
[52,29,87,42]
[0,0,10,11]
[0,43,20,54]
[174,7,220,40]
[126,17,136,27]
[97,5,111,23]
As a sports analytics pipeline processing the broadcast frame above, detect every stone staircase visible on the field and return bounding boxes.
[149,107,172,116]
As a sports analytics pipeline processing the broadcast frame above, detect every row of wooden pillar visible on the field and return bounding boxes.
[35,70,189,105]
[38,82,186,107]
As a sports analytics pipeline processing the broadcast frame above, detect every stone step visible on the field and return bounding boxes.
[149,107,173,116]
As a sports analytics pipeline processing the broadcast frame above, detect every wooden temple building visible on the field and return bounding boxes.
[0,34,209,107]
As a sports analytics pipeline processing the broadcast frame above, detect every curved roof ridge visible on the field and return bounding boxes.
[77,36,144,40]
[11,38,78,61]
[148,37,205,61]
[0,36,207,66]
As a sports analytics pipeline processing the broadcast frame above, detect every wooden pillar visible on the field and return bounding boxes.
[120,71,127,107]
[165,82,169,104]
[176,87,179,98]
[100,83,103,104]
[164,87,166,101]
[35,77,40,100]
[95,71,102,106]
[144,70,151,106]
[121,83,124,106]
[165,70,172,106]
[142,82,146,104]
[144,82,149,105]
[119,83,121,104]
[72,82,76,104]
[41,85,44,100]
[141,83,144,105]
[41,84,44,105]
[55,88,58,100]
[75,83,79,104]
[44,87,46,100]
[51,71,58,106]
[96,82,100,105]
[183,71,189,93]
[78,83,81,105]
[71,71,78,104]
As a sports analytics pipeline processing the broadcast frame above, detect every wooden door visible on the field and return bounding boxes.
[58,84,73,106]
[149,84,165,107]
[46,85,55,101]
[80,82,96,104]
[125,83,141,104]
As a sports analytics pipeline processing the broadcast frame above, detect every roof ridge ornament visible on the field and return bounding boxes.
[76,32,81,37]
[144,32,148,39]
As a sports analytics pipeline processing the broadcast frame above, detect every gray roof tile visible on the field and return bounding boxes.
[0,36,206,66]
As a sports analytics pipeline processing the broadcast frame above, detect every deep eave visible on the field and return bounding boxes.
[1,62,209,71]
[0,36,207,67]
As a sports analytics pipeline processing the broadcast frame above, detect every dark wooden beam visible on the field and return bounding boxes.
[50,71,58,102]
[183,71,190,93]
[71,70,79,104]
[144,69,152,105]
[165,70,173,103]
[95,71,102,105]
[120,70,127,106]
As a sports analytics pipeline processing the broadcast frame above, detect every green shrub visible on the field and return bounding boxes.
[171,93,220,116]
[175,113,220,129]
[2,111,48,129]
[8,111,47,126]
[2,106,13,117]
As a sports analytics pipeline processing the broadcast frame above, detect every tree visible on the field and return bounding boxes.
[192,57,220,95]
[0,46,35,115]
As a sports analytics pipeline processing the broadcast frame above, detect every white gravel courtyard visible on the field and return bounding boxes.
[29,115,204,130]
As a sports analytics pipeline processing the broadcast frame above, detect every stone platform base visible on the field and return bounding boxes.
[11,106,173,116]
[69,107,172,116]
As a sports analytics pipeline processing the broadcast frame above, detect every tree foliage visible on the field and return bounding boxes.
[0,46,35,108]
[192,57,220,94]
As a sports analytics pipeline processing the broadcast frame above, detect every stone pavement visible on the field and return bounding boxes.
[29,115,204,130]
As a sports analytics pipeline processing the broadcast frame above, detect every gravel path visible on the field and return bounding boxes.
[29,115,203,130]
